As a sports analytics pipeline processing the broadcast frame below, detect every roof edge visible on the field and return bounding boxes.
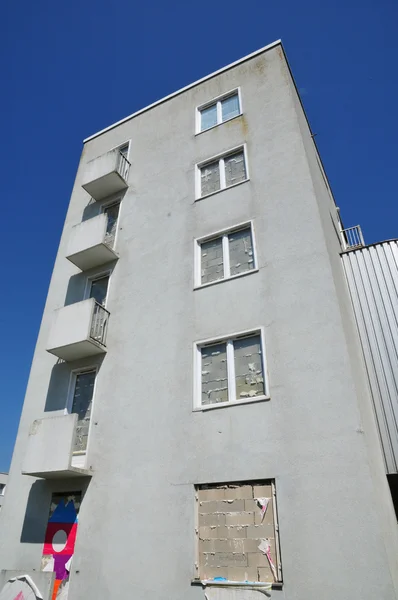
[341,238,398,254]
[83,39,282,143]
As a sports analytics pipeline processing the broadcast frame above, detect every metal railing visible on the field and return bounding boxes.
[341,225,365,250]
[116,150,131,182]
[104,222,117,248]
[90,301,110,346]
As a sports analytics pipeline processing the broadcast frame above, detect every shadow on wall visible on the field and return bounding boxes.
[20,480,51,543]
[44,357,105,413]
[20,479,91,544]
[82,198,98,223]
[81,188,127,223]
[64,262,117,307]
[64,273,88,307]
[44,362,71,412]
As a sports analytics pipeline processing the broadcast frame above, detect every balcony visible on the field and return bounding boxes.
[66,213,118,271]
[46,298,109,361]
[22,414,92,479]
[341,225,365,250]
[82,149,130,201]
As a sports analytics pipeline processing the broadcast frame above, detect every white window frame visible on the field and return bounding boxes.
[195,88,242,134]
[195,144,249,200]
[194,220,258,289]
[65,366,99,463]
[100,197,122,249]
[0,484,5,496]
[84,269,112,307]
[193,327,269,411]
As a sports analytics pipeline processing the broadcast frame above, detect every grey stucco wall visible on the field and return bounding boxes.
[1,43,397,600]
[288,78,398,591]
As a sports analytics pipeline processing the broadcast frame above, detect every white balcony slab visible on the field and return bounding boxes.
[46,298,108,361]
[66,213,118,271]
[22,415,92,479]
[82,149,129,200]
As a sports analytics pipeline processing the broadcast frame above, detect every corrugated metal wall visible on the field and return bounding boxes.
[342,241,398,474]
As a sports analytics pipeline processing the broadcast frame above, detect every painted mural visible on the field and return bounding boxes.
[41,493,81,600]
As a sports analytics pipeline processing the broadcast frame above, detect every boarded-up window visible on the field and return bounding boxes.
[199,91,241,132]
[196,481,282,583]
[201,161,221,196]
[234,335,264,400]
[201,237,224,284]
[198,147,247,198]
[201,343,228,405]
[197,332,267,407]
[224,151,246,187]
[197,225,255,286]
[228,227,254,276]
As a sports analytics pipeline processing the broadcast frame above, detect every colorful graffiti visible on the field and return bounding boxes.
[41,493,81,600]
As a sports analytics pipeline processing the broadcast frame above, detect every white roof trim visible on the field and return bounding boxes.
[83,39,282,143]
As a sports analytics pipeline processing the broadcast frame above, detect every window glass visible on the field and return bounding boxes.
[72,370,96,452]
[89,276,109,306]
[234,335,264,400]
[201,343,228,405]
[221,94,240,121]
[119,144,129,157]
[201,161,220,196]
[228,228,254,276]
[104,203,120,246]
[200,104,217,131]
[224,151,246,187]
[201,237,224,284]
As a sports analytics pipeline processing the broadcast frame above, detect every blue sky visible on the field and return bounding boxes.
[0,0,397,471]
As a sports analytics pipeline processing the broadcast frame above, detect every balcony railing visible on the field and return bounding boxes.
[341,225,365,250]
[117,151,130,182]
[90,301,109,346]
[82,149,131,201]
[47,298,110,361]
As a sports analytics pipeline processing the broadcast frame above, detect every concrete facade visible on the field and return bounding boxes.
[1,41,398,600]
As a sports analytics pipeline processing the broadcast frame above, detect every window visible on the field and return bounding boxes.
[87,274,109,306]
[195,330,268,409]
[0,484,5,496]
[197,146,248,199]
[195,223,256,287]
[118,143,129,158]
[197,90,241,132]
[195,481,282,584]
[68,369,96,454]
[101,201,120,248]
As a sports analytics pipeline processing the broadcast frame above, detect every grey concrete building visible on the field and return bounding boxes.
[0,473,7,511]
[1,40,398,600]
